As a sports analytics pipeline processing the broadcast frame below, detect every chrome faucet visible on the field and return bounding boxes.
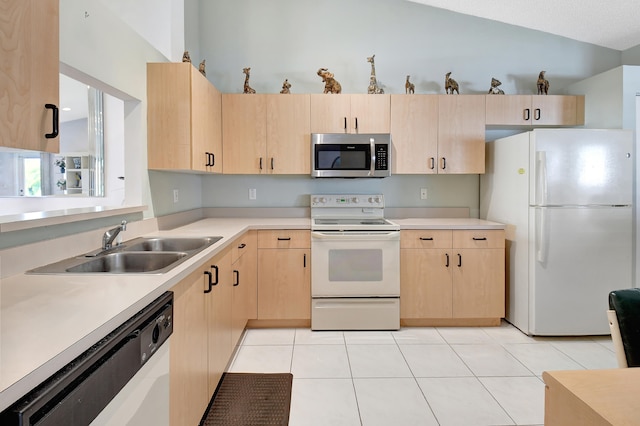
[102,220,127,250]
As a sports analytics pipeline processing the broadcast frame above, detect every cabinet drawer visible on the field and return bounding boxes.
[232,230,256,263]
[258,230,310,248]
[401,230,452,249]
[453,230,505,249]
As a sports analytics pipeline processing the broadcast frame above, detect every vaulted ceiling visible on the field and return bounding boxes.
[408,0,640,51]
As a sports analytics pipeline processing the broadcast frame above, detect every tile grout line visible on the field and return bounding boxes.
[341,331,365,426]
[392,329,442,425]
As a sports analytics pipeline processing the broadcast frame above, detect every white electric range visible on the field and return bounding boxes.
[310,194,400,330]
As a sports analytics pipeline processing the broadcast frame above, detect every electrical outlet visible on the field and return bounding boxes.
[173,189,179,203]
[420,188,428,200]
[249,188,257,200]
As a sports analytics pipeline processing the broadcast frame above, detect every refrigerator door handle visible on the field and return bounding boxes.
[536,207,547,263]
[536,151,548,206]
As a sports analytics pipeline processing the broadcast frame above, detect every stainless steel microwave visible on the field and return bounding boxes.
[311,133,391,178]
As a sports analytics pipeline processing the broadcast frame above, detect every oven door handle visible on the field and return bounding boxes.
[311,231,400,240]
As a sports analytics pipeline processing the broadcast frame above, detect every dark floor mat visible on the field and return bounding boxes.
[200,373,293,426]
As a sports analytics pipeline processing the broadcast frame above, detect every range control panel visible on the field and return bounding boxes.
[311,194,384,208]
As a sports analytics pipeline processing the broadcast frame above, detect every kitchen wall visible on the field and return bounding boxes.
[150,173,481,218]
[623,45,640,65]
[3,0,639,247]
[149,0,626,217]
[0,0,170,218]
[195,0,620,95]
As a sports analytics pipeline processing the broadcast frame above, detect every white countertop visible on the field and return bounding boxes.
[0,216,502,410]
[394,218,505,229]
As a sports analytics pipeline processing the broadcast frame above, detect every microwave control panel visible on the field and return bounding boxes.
[375,144,389,170]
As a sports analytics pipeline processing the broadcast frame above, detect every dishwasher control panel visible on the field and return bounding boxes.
[139,297,173,365]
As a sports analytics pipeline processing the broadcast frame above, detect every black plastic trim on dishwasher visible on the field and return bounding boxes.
[0,291,173,426]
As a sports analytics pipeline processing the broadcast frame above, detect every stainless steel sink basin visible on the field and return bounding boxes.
[27,236,223,274]
[65,252,188,273]
[121,236,222,252]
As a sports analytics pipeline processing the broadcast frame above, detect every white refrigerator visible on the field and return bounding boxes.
[480,129,633,336]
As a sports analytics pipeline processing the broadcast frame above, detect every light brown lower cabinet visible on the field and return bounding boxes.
[169,262,210,426]
[400,229,505,326]
[169,246,233,426]
[206,248,233,395]
[257,230,311,321]
[231,231,257,346]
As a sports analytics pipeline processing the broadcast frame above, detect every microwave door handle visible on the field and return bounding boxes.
[370,138,375,176]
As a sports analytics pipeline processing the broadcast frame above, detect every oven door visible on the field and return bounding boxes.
[311,231,400,297]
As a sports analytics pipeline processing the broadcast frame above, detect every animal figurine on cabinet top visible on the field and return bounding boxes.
[317,68,342,94]
[488,77,504,95]
[405,75,415,94]
[537,71,549,95]
[366,55,384,94]
[280,79,291,94]
[445,72,459,94]
[199,60,206,76]
[243,67,256,94]
[182,51,191,63]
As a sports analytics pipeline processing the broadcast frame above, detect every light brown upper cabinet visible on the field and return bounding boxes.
[437,95,486,174]
[147,62,222,173]
[310,94,390,134]
[390,95,439,174]
[0,0,60,153]
[392,95,485,174]
[222,94,310,174]
[485,95,585,126]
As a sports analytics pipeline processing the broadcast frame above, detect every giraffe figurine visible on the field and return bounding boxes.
[366,55,384,94]
[243,67,256,94]
[405,75,415,94]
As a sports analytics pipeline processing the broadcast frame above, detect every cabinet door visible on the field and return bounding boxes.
[452,248,505,318]
[401,249,453,318]
[258,248,311,320]
[231,259,246,348]
[170,266,209,426]
[350,94,391,133]
[452,230,505,318]
[147,63,193,170]
[192,69,222,173]
[485,95,532,125]
[207,249,233,395]
[438,95,486,174]
[0,0,59,153]
[390,95,438,174]
[486,95,585,126]
[266,94,311,174]
[242,232,258,320]
[310,94,352,133]
[532,95,581,126]
[222,94,267,173]
[231,231,257,345]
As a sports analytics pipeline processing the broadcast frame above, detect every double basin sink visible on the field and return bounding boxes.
[28,236,222,274]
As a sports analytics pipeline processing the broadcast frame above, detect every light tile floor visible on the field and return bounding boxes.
[229,322,617,426]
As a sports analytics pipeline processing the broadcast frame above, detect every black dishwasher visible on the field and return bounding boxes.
[0,291,173,426]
